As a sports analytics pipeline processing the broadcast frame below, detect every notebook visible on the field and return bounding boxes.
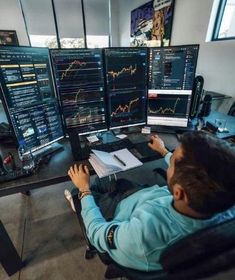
[89,148,143,178]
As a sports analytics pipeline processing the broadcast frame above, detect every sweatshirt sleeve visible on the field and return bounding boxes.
[164,152,172,167]
[80,195,146,258]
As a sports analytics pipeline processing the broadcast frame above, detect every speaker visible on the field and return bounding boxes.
[189,75,204,119]
[199,94,212,117]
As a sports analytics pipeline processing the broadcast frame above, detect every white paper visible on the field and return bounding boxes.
[116,134,127,139]
[89,148,143,178]
[87,135,99,143]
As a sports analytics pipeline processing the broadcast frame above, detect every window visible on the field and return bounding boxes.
[20,0,111,48]
[213,0,235,40]
[20,0,58,48]
[83,0,110,48]
[53,0,85,48]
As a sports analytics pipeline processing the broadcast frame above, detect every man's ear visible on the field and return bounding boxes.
[173,184,188,202]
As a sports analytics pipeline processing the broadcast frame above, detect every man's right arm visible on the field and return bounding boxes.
[148,134,172,166]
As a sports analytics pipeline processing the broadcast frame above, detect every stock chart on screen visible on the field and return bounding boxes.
[105,48,148,128]
[148,45,199,127]
[0,46,64,151]
[50,49,106,133]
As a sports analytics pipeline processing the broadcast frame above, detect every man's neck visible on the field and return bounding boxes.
[173,200,210,219]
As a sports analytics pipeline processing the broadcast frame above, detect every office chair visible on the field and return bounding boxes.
[96,216,235,280]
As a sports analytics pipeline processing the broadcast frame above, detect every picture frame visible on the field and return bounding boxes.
[130,0,175,47]
[0,30,19,46]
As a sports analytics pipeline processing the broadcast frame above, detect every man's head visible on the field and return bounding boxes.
[167,131,235,216]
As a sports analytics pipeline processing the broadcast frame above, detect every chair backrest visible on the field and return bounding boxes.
[159,216,235,278]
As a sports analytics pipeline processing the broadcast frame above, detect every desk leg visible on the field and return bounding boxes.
[0,220,24,276]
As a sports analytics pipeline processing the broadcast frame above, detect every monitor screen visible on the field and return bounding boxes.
[0,46,64,152]
[104,47,148,129]
[148,45,199,127]
[50,48,107,134]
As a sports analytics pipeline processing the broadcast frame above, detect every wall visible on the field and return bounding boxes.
[0,0,29,46]
[118,0,235,98]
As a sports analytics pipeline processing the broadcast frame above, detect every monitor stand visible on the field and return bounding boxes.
[67,129,90,161]
[96,130,120,144]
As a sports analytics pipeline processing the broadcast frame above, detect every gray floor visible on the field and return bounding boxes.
[0,159,166,280]
[1,161,235,280]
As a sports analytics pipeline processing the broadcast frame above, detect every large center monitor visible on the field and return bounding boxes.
[0,46,64,152]
[50,48,107,134]
[104,47,148,129]
[148,45,199,127]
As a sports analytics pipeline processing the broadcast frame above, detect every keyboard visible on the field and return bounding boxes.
[133,142,162,161]
[33,143,64,160]
[0,169,32,183]
[78,138,135,160]
[91,138,134,152]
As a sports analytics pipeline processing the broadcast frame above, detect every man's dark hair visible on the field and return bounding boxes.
[170,131,235,215]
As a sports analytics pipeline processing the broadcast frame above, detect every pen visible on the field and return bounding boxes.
[113,154,126,166]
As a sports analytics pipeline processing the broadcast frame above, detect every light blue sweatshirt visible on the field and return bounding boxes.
[81,153,235,271]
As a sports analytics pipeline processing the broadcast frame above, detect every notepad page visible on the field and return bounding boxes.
[91,149,122,169]
[111,149,143,171]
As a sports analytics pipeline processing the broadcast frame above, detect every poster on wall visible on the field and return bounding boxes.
[0,30,19,46]
[130,1,154,47]
[130,0,174,47]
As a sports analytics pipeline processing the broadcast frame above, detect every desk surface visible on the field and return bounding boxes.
[206,111,235,139]
[1,110,234,198]
[0,133,179,197]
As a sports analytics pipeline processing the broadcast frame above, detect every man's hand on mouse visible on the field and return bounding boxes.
[148,134,169,157]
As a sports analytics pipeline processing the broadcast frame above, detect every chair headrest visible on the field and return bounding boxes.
[160,217,235,271]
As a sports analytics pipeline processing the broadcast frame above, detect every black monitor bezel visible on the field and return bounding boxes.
[103,47,149,130]
[49,47,108,135]
[147,44,200,129]
[0,45,65,151]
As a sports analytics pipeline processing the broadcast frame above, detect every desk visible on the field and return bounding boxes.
[207,111,235,139]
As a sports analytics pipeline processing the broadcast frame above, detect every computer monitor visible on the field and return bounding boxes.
[148,45,199,128]
[0,46,64,152]
[50,48,107,134]
[104,47,148,129]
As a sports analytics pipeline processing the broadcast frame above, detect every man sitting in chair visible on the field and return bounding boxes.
[66,131,235,271]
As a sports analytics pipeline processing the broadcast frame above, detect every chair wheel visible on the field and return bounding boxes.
[85,249,96,259]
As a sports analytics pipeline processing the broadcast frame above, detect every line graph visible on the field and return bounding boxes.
[60,60,87,80]
[65,104,105,128]
[111,97,139,117]
[108,64,137,80]
[148,94,189,118]
[149,97,180,114]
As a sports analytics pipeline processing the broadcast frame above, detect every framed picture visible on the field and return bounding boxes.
[0,30,19,46]
[130,1,154,47]
[130,0,175,47]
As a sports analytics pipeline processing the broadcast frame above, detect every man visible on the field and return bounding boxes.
[67,131,235,271]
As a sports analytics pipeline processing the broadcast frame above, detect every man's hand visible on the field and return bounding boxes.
[68,164,90,192]
[148,134,169,157]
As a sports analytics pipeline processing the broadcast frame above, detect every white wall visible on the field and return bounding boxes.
[0,0,29,46]
[117,0,235,98]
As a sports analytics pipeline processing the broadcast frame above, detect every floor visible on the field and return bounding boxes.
[0,159,167,280]
[1,160,235,280]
